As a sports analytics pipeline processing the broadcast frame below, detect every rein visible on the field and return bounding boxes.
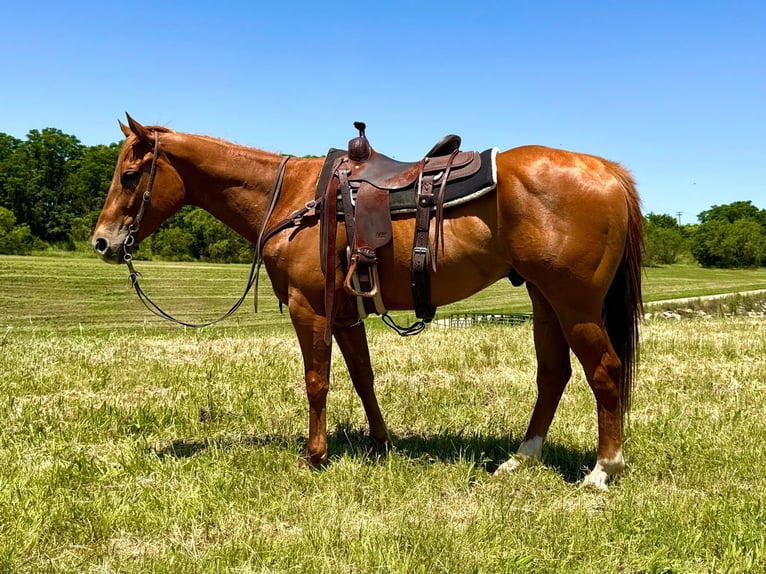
[118,135,418,337]
[122,134,296,328]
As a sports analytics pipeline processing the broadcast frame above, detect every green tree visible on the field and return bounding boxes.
[643,212,689,266]
[0,130,120,248]
[698,200,764,225]
[646,212,679,229]
[691,201,766,268]
[67,142,121,242]
[0,206,42,254]
[0,134,29,222]
[0,133,23,219]
[722,219,766,267]
[182,208,251,263]
[151,226,195,261]
[1,129,83,243]
[149,206,252,263]
[692,217,766,268]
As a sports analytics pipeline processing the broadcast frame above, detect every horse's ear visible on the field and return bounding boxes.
[125,113,151,143]
[118,119,131,138]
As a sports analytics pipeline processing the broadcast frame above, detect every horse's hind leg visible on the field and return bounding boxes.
[495,284,572,474]
[557,310,625,489]
[334,322,390,449]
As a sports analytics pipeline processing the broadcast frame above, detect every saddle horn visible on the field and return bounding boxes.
[348,121,371,162]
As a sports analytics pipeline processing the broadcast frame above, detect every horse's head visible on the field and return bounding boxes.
[92,114,185,263]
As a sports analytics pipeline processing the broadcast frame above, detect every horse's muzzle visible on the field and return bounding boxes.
[92,235,124,264]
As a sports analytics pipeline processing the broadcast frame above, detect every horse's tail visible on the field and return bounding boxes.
[604,163,643,417]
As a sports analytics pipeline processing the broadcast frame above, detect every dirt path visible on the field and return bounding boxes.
[645,288,766,307]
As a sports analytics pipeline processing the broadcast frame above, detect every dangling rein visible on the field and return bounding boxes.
[121,132,309,327]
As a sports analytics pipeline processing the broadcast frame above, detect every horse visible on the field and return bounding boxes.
[93,114,642,489]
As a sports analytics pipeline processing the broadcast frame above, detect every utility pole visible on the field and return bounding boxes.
[676,211,683,225]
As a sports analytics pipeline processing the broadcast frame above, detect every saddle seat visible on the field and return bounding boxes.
[346,122,479,191]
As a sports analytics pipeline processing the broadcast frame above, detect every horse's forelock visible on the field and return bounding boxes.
[122,126,174,159]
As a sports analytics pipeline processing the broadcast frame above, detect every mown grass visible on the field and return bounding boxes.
[642,264,766,303]
[3,256,766,332]
[1,255,766,573]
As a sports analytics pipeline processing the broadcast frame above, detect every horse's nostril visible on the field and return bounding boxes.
[94,237,109,255]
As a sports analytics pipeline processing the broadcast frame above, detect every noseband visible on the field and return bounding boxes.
[121,131,293,327]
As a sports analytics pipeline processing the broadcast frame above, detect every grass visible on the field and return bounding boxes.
[3,256,766,332]
[641,264,766,303]
[1,255,766,572]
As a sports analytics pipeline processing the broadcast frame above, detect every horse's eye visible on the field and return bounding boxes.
[121,170,140,186]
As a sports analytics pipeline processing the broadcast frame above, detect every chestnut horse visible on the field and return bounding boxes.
[93,115,642,488]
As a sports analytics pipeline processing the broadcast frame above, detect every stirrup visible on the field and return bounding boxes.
[343,256,379,298]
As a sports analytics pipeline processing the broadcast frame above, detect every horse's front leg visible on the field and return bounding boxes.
[289,304,332,466]
[334,322,390,450]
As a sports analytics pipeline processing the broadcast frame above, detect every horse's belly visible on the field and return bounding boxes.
[375,214,510,310]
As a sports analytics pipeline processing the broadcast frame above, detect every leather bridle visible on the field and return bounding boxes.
[122,131,159,272]
[120,131,297,327]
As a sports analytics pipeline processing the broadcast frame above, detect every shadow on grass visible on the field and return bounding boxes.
[327,426,594,484]
[151,426,594,484]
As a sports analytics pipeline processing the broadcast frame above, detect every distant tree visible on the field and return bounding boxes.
[148,206,251,263]
[643,212,689,265]
[698,200,764,225]
[0,129,83,243]
[722,219,766,267]
[0,133,23,215]
[151,226,195,261]
[0,134,30,222]
[0,133,21,175]
[182,208,251,262]
[0,130,120,248]
[0,206,43,254]
[646,212,679,229]
[67,142,121,242]
[692,216,766,268]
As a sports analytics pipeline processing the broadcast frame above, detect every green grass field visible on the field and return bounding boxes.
[1,255,766,573]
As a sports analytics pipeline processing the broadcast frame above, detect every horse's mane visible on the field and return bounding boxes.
[180,131,283,159]
[128,124,280,161]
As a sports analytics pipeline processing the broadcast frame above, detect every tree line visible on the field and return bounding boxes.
[643,202,766,267]
[0,128,252,263]
[1,128,765,268]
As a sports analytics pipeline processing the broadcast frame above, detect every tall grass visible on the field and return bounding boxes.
[1,256,766,572]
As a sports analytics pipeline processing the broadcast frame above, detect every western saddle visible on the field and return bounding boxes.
[320,122,482,343]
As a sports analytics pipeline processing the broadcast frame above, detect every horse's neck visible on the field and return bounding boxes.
[166,133,283,243]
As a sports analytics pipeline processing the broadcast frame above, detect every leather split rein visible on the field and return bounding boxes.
[121,131,303,328]
[120,131,421,336]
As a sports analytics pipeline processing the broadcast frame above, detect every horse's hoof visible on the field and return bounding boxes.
[298,450,328,469]
[582,469,610,490]
[582,453,624,489]
[367,436,391,456]
[493,454,538,476]
[494,437,544,476]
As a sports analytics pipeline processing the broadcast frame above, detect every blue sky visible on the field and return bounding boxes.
[1,1,764,223]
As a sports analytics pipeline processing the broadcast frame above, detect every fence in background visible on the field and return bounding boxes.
[434,312,533,328]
